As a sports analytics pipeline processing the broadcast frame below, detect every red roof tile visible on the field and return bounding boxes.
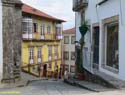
[22,4,65,22]
[63,28,76,34]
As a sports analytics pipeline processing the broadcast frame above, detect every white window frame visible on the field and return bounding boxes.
[37,47,41,58]
[22,18,33,34]
[41,23,45,35]
[104,22,119,70]
[47,25,51,34]
[29,47,34,60]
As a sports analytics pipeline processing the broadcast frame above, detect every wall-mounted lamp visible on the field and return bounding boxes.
[75,41,81,50]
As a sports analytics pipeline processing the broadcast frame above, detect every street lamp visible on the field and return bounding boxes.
[75,41,81,50]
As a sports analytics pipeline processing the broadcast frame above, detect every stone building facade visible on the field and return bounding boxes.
[2,0,23,82]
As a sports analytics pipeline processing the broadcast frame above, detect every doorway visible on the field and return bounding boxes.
[43,64,47,77]
[92,26,100,69]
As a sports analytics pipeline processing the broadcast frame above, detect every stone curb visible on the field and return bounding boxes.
[64,79,99,92]
[26,78,49,85]
[0,81,28,89]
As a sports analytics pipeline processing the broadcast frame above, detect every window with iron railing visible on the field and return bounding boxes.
[54,45,58,58]
[56,27,61,36]
[29,47,34,60]
[47,25,51,34]
[22,18,32,34]
[73,0,88,11]
[41,23,45,35]
[37,47,42,58]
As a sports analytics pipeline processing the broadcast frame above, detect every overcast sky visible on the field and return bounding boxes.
[21,0,75,30]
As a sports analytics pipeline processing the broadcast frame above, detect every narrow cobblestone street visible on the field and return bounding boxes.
[0,80,124,95]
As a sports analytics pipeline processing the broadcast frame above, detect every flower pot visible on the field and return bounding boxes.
[79,25,88,37]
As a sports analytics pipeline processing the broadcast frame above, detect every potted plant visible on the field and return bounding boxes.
[79,21,89,37]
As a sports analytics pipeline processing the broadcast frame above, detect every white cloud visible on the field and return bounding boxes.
[21,0,75,29]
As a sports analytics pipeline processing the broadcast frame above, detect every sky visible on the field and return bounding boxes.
[21,0,75,30]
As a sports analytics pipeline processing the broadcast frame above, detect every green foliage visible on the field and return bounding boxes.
[79,21,89,37]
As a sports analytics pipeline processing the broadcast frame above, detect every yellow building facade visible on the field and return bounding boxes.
[21,4,64,77]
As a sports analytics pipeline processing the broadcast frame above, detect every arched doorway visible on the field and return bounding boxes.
[0,0,3,80]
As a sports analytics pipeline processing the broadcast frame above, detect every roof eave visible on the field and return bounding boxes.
[22,11,66,22]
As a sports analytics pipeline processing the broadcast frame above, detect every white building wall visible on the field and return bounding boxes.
[97,0,125,80]
[0,0,3,79]
[85,0,125,80]
[75,0,125,80]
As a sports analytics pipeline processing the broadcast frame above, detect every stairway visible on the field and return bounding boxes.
[13,65,21,81]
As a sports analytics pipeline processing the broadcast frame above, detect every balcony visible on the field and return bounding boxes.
[29,56,43,64]
[73,0,88,12]
[22,33,62,41]
[22,20,63,41]
[22,33,32,39]
[48,53,59,61]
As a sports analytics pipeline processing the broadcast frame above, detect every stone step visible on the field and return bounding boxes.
[94,69,125,89]
[65,79,113,92]
[76,81,113,92]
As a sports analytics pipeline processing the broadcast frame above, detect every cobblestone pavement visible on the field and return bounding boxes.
[0,80,124,95]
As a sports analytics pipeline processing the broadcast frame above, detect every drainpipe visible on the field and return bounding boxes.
[0,0,3,81]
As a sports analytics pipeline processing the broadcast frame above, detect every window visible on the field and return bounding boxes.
[56,27,61,36]
[41,24,45,35]
[105,22,119,69]
[47,25,51,34]
[64,36,69,44]
[37,47,41,58]
[101,16,119,72]
[70,66,75,73]
[48,46,52,56]
[71,52,75,60]
[22,18,32,34]
[63,52,69,60]
[54,45,58,57]
[71,36,76,44]
[22,22,28,32]
[33,23,38,33]
[29,47,34,60]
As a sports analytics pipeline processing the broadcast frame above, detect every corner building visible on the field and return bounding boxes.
[22,4,65,77]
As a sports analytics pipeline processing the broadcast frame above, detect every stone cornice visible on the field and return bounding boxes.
[2,0,23,8]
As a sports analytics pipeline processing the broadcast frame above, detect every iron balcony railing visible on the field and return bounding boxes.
[48,53,60,61]
[29,56,43,64]
[73,0,88,11]
[22,33,63,41]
